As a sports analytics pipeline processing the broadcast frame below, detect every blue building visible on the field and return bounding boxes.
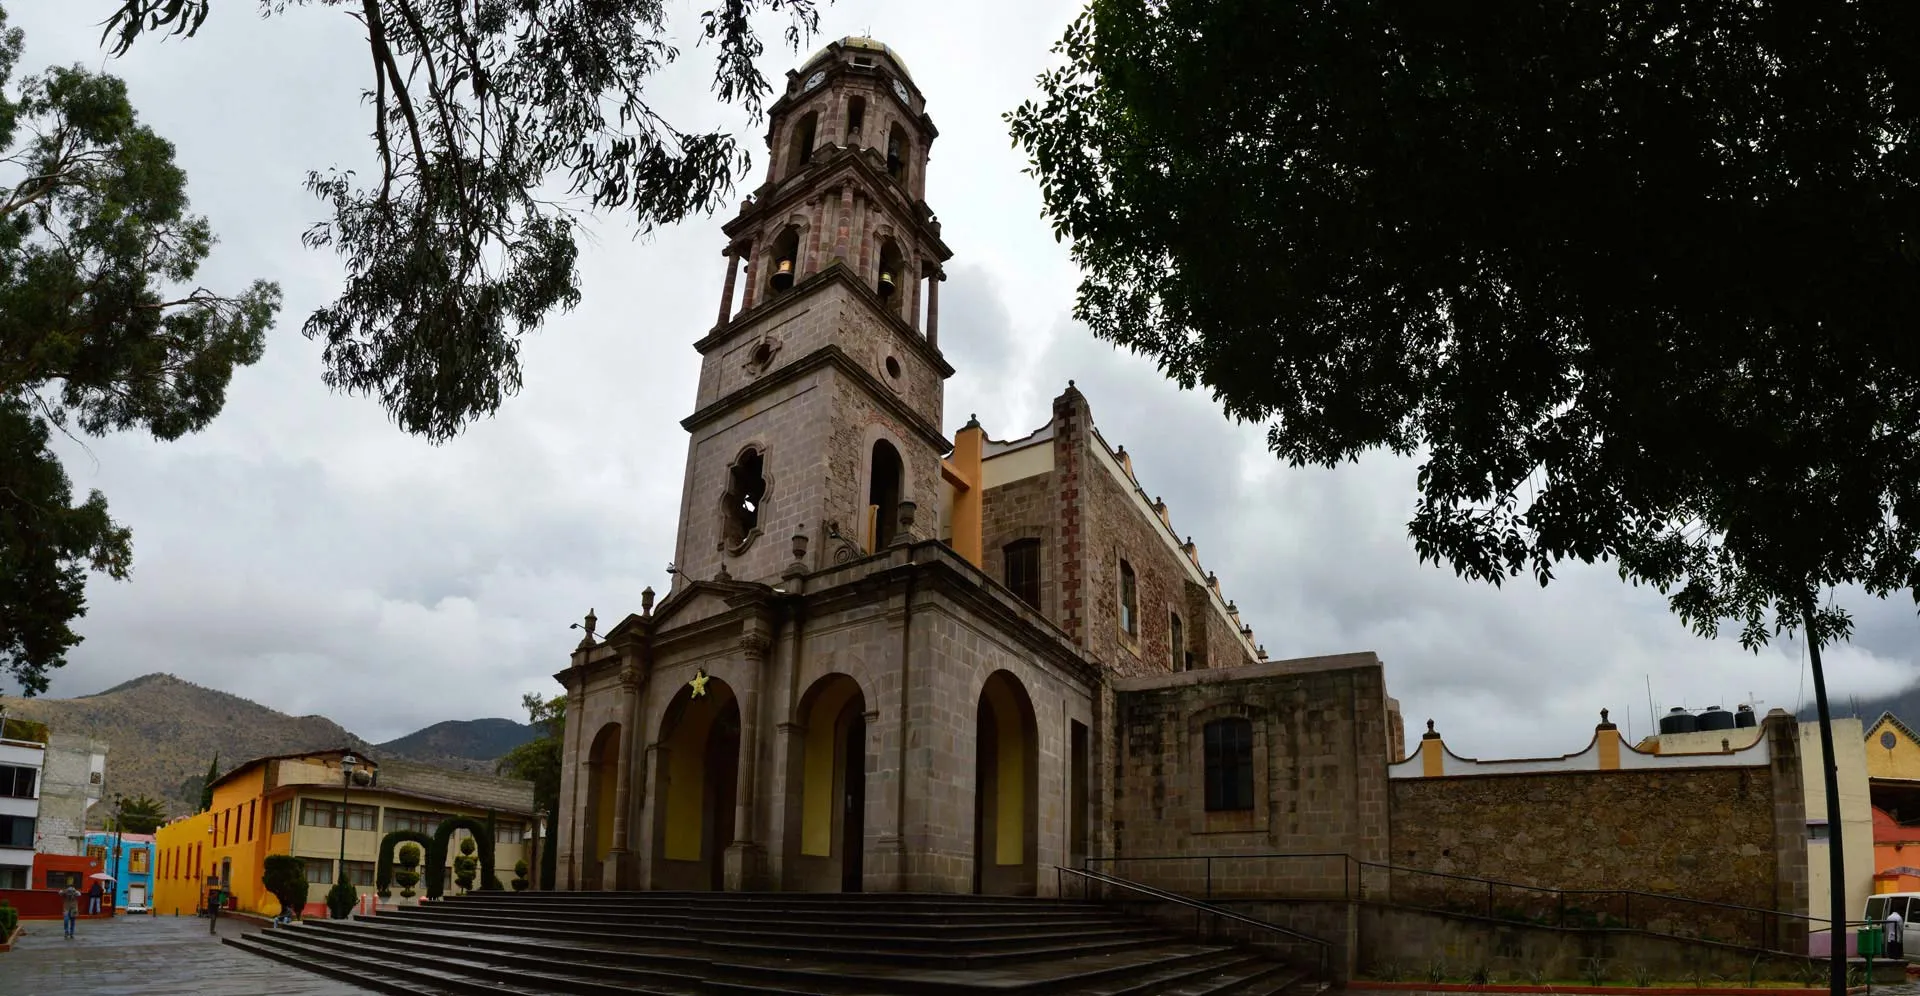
[82,830,156,911]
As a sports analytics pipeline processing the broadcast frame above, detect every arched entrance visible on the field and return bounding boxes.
[974,670,1039,896]
[582,723,620,888]
[785,673,868,892]
[650,674,740,891]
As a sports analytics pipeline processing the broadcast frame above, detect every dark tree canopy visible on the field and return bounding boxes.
[0,6,279,696]
[1010,1,1920,648]
[109,794,167,834]
[103,0,824,442]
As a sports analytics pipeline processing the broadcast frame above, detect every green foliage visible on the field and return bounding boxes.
[1582,957,1611,987]
[511,859,529,892]
[1009,2,1920,654]
[398,843,421,867]
[260,854,308,921]
[374,830,431,900]
[108,794,166,835]
[425,818,494,899]
[1629,963,1654,987]
[196,755,216,813]
[453,835,478,893]
[102,0,824,445]
[1469,965,1493,986]
[324,879,358,920]
[0,899,15,937]
[0,13,280,696]
[1425,958,1447,984]
[497,692,563,889]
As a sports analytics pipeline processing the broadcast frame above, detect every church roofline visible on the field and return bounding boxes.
[696,263,954,381]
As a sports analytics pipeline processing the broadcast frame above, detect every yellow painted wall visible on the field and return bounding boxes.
[663,686,734,861]
[153,810,214,917]
[982,677,1028,866]
[801,679,860,856]
[1866,715,1920,780]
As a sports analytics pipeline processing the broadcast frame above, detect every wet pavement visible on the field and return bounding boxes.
[2,912,379,996]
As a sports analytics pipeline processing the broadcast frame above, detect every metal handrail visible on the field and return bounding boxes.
[1057,864,1331,977]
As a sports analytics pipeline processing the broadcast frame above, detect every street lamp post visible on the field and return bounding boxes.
[338,754,357,916]
[110,793,124,916]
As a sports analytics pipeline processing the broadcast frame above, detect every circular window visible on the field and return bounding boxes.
[885,356,902,380]
[751,342,774,368]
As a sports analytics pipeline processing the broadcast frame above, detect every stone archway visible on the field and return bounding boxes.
[582,722,621,888]
[650,674,741,891]
[974,669,1039,896]
[784,673,868,892]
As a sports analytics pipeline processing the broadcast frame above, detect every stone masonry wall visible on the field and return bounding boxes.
[980,472,1056,621]
[1390,766,1781,939]
[1111,655,1394,898]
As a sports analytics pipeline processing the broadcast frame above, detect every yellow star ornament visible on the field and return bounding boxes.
[689,668,711,699]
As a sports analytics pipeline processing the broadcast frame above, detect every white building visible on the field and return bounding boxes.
[0,721,47,890]
[35,733,108,856]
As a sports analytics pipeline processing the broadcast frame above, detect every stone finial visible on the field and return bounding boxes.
[641,588,655,616]
[792,532,810,562]
[1422,719,1441,740]
[1597,707,1616,731]
[1256,645,1268,661]
[1207,571,1220,592]
[965,413,981,429]
[715,563,733,582]
[574,608,599,650]
[894,500,917,546]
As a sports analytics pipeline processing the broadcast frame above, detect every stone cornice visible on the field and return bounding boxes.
[681,337,952,453]
[696,265,955,381]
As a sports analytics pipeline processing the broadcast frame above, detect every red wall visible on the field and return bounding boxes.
[30,853,100,890]
[0,888,112,920]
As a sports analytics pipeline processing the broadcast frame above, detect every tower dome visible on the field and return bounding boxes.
[800,36,912,81]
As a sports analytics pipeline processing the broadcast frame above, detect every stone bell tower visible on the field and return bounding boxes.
[672,36,954,590]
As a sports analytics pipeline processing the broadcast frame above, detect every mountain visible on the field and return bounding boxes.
[0,673,374,824]
[1797,682,1920,730]
[376,718,536,772]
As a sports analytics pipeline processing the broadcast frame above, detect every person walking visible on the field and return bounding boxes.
[60,884,80,939]
[1888,907,1906,961]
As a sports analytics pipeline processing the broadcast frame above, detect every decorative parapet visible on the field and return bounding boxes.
[1389,709,1779,779]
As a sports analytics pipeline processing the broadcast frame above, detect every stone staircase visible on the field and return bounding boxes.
[225,891,1326,996]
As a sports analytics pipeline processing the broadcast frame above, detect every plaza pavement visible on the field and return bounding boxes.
[2,911,379,996]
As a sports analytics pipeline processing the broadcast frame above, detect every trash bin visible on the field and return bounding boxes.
[1861,924,1886,958]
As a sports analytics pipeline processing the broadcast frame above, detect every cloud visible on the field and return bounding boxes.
[5,2,1915,756]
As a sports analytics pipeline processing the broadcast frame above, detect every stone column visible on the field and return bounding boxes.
[603,664,641,890]
[833,185,856,265]
[725,632,772,890]
[926,270,942,347]
[716,248,741,327]
[741,242,762,312]
[556,686,585,889]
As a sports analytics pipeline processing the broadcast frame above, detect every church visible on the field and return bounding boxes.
[553,37,1403,897]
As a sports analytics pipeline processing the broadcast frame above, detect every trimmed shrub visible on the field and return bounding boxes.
[325,880,358,920]
[261,855,309,921]
[0,900,18,938]
[511,859,530,892]
[453,837,478,893]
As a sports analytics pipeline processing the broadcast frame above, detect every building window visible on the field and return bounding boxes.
[494,821,525,845]
[299,800,376,830]
[130,848,149,875]
[787,109,819,175]
[723,447,768,551]
[1808,820,1832,842]
[339,860,376,887]
[847,95,866,142]
[1170,612,1185,670]
[1203,718,1255,812]
[247,800,256,841]
[886,122,910,181]
[44,869,80,890]
[0,764,35,798]
[1003,539,1041,610]
[0,814,35,848]
[272,800,292,834]
[1119,559,1139,638]
[304,859,334,885]
[87,844,107,863]
[0,867,24,890]
[384,808,447,836]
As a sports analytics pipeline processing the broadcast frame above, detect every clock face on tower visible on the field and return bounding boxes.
[892,78,910,104]
[803,69,826,92]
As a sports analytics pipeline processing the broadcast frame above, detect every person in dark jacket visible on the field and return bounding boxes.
[85,880,103,915]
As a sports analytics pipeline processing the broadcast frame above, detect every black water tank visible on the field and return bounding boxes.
[1735,704,1758,729]
[1660,707,1699,735]
[1698,706,1736,731]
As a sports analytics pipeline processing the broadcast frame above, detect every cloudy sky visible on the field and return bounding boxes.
[6,2,1916,755]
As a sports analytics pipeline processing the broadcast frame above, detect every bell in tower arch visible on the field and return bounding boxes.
[877,270,896,298]
[772,257,795,291]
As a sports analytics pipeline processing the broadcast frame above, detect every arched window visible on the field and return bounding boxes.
[1118,559,1138,638]
[886,123,910,182]
[768,226,801,293]
[1203,718,1254,811]
[1169,612,1185,670]
[1003,539,1041,610]
[723,448,767,550]
[847,96,866,144]
[868,440,903,551]
[787,110,819,177]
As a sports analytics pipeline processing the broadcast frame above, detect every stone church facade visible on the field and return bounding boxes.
[553,37,1403,897]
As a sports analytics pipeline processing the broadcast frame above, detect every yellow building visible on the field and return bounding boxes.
[154,748,535,918]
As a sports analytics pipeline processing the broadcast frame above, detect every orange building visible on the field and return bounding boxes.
[153,748,534,919]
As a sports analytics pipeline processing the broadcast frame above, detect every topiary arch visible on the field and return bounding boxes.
[375,831,433,895]
[428,816,498,898]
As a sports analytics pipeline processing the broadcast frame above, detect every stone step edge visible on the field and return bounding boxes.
[246,928,687,996]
